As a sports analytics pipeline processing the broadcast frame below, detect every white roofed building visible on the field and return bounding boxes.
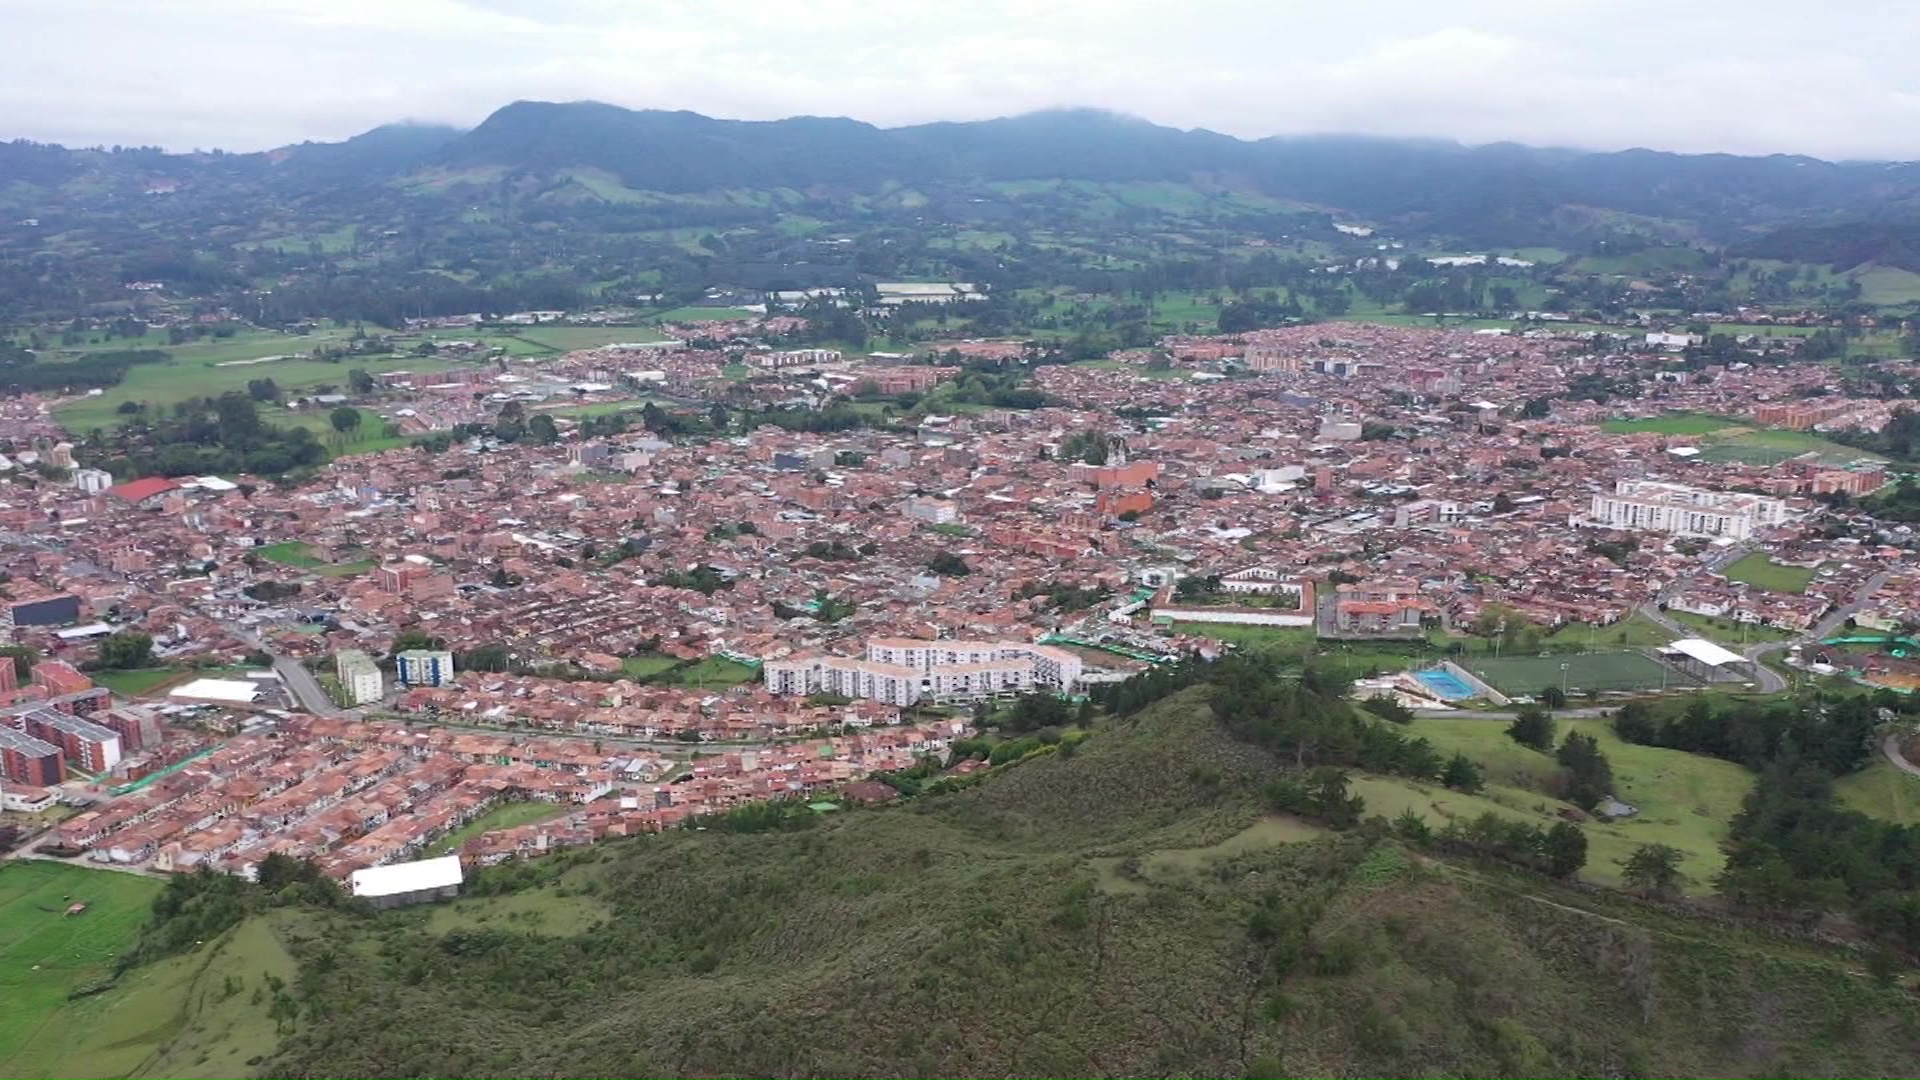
[349,854,464,909]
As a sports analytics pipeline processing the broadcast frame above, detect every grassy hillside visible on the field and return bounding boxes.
[0,861,162,1075]
[220,694,1920,1075]
[35,688,1920,1077]
[1397,717,1754,892]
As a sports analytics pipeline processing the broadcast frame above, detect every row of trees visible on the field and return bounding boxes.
[0,346,166,394]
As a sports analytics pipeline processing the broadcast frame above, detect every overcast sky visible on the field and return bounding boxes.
[8,0,1920,160]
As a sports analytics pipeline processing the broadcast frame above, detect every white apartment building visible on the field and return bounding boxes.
[763,639,1083,706]
[753,348,842,369]
[71,468,114,495]
[903,496,960,525]
[1586,479,1791,540]
[1393,499,1465,528]
[335,649,384,706]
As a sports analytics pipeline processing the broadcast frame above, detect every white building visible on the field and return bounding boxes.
[753,348,841,369]
[903,496,960,524]
[335,649,384,706]
[876,283,986,305]
[395,649,455,687]
[1317,418,1363,441]
[1393,499,1465,528]
[1586,479,1791,540]
[71,468,114,495]
[349,854,464,909]
[1644,332,1703,350]
[763,639,1083,706]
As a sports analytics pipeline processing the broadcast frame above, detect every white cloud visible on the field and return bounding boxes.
[4,0,1920,159]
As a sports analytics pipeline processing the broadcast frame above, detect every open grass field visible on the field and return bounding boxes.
[1570,247,1711,275]
[508,325,669,351]
[1691,442,1809,466]
[1722,552,1817,593]
[429,800,569,856]
[92,667,186,698]
[0,861,163,1074]
[52,346,468,434]
[1430,613,1679,657]
[1088,814,1323,893]
[1145,296,1224,328]
[1851,265,1920,307]
[619,653,682,679]
[1069,358,1191,380]
[1835,757,1920,826]
[1165,622,1316,653]
[541,398,652,419]
[1458,650,1683,695]
[255,540,323,568]
[654,306,759,323]
[12,908,302,1079]
[1600,413,1743,436]
[420,883,610,938]
[1598,410,1884,467]
[259,405,413,454]
[656,656,759,687]
[1383,715,1755,892]
[254,540,372,578]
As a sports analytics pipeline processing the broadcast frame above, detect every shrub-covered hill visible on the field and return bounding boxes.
[139,689,1920,1077]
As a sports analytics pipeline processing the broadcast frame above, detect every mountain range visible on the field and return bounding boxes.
[6,101,1920,249]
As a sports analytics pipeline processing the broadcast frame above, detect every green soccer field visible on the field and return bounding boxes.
[1459,650,1687,695]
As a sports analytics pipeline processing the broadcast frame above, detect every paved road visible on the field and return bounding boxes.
[273,655,352,718]
[1415,706,1614,720]
[220,618,357,719]
[1636,568,1895,696]
[1884,733,1920,778]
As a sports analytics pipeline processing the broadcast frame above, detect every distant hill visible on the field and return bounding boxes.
[269,122,463,191]
[1735,218,1920,272]
[410,102,1920,243]
[11,102,1920,245]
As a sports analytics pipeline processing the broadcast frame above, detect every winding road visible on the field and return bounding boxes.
[1884,733,1920,778]
[1636,567,1895,696]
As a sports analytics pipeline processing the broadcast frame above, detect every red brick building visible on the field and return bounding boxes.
[31,660,93,697]
[0,726,63,787]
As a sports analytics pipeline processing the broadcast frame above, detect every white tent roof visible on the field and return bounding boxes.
[1665,637,1746,667]
[167,678,260,703]
[350,855,464,898]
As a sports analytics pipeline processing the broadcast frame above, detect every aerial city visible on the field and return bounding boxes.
[4,2,1920,1077]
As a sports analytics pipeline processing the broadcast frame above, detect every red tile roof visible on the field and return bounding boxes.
[107,477,180,503]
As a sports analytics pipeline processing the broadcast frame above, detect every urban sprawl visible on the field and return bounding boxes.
[2,311,1918,902]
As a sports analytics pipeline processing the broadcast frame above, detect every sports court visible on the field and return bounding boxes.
[1458,651,1686,695]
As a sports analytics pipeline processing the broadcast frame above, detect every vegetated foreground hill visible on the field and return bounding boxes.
[136,690,1912,1079]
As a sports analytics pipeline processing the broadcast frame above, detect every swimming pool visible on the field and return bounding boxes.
[1413,668,1474,700]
